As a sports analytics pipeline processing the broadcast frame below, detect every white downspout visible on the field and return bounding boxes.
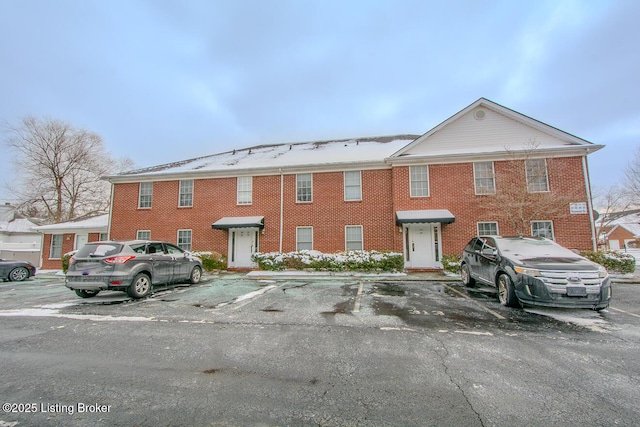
[582,155,597,251]
[279,168,284,252]
[107,182,114,240]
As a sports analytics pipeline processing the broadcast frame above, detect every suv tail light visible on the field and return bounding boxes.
[104,255,136,264]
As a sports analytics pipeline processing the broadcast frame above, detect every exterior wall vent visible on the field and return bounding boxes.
[474,109,486,120]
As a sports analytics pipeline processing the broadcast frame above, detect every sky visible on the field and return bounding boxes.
[1,0,638,205]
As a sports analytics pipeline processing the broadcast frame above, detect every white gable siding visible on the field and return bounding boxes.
[403,108,575,158]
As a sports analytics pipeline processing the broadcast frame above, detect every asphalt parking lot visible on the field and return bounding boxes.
[1,272,639,426]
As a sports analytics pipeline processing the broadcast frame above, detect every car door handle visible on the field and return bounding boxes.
[412,242,415,251]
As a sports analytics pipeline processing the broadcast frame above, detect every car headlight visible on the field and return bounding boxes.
[598,265,608,278]
[514,266,540,277]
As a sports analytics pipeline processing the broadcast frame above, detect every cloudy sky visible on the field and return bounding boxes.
[1,0,638,205]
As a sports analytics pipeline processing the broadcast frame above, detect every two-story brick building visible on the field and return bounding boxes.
[105,98,602,270]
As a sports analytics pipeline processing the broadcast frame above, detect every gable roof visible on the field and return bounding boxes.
[106,135,420,182]
[389,98,603,163]
[33,214,109,234]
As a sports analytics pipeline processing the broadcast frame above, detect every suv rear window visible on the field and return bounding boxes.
[75,243,123,258]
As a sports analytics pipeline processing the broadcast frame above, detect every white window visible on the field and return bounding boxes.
[179,180,193,207]
[138,182,153,208]
[296,227,313,251]
[296,173,312,202]
[237,176,253,205]
[526,159,549,192]
[531,221,554,239]
[345,225,363,251]
[474,162,495,194]
[410,166,429,197]
[344,171,362,201]
[50,234,63,259]
[177,229,192,251]
[99,233,108,241]
[137,230,151,240]
[477,222,499,236]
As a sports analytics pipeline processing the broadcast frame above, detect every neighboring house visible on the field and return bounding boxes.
[104,98,602,270]
[0,203,42,266]
[597,210,640,250]
[33,214,109,270]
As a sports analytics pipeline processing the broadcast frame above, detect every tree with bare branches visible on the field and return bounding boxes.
[624,145,640,206]
[474,141,583,237]
[3,116,133,223]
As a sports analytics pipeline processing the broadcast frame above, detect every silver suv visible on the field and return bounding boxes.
[65,240,203,299]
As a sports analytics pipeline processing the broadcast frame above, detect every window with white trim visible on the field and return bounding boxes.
[345,225,363,251]
[179,180,193,207]
[177,229,192,251]
[344,171,362,201]
[474,162,495,194]
[138,182,153,208]
[137,230,151,240]
[410,166,429,197]
[50,234,63,259]
[296,173,312,202]
[99,233,108,241]
[237,176,252,205]
[296,227,313,251]
[531,221,554,239]
[526,159,549,192]
[477,222,499,236]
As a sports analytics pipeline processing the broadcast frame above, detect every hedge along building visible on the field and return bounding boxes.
[105,98,603,270]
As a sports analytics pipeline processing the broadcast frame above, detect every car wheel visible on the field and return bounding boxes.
[127,273,152,298]
[189,266,202,284]
[75,289,100,298]
[460,263,475,287]
[497,273,519,308]
[8,267,29,282]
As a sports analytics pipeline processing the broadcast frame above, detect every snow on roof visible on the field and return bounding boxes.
[111,135,420,179]
[33,214,109,232]
[0,218,39,234]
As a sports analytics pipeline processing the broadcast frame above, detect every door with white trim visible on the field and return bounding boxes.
[404,224,440,269]
[75,234,88,251]
[229,228,258,268]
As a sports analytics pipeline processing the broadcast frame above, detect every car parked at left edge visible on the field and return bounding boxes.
[0,259,37,282]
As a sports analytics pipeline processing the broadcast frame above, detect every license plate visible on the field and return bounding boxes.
[566,286,587,297]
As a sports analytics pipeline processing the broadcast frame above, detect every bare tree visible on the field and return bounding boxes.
[592,185,634,248]
[3,116,133,223]
[475,141,582,236]
[624,145,640,206]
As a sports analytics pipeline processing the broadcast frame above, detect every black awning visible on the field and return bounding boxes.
[212,216,264,229]
[396,209,455,225]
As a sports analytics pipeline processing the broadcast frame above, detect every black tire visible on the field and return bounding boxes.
[75,289,100,298]
[8,267,29,282]
[189,266,202,284]
[497,273,519,308]
[127,273,152,298]
[460,263,475,287]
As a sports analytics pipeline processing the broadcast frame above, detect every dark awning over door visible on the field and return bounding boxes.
[212,216,264,229]
[395,209,455,225]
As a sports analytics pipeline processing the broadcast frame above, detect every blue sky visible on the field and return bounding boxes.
[1,0,638,205]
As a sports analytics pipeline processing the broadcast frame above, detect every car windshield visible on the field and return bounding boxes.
[75,243,123,258]
[495,238,580,259]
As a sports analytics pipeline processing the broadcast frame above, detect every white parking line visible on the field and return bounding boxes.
[352,281,364,313]
[610,307,640,318]
[441,283,506,320]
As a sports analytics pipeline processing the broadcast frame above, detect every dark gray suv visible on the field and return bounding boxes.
[65,240,203,299]
[460,236,611,309]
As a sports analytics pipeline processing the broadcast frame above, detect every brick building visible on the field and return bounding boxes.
[105,98,602,269]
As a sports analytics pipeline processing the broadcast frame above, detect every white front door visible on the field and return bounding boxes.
[609,240,620,250]
[404,224,440,269]
[229,228,258,268]
[75,234,88,251]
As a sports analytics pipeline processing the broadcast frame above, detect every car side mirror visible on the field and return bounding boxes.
[482,248,496,256]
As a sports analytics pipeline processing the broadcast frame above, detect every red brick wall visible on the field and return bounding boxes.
[108,155,595,262]
[40,232,106,270]
[392,156,593,255]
